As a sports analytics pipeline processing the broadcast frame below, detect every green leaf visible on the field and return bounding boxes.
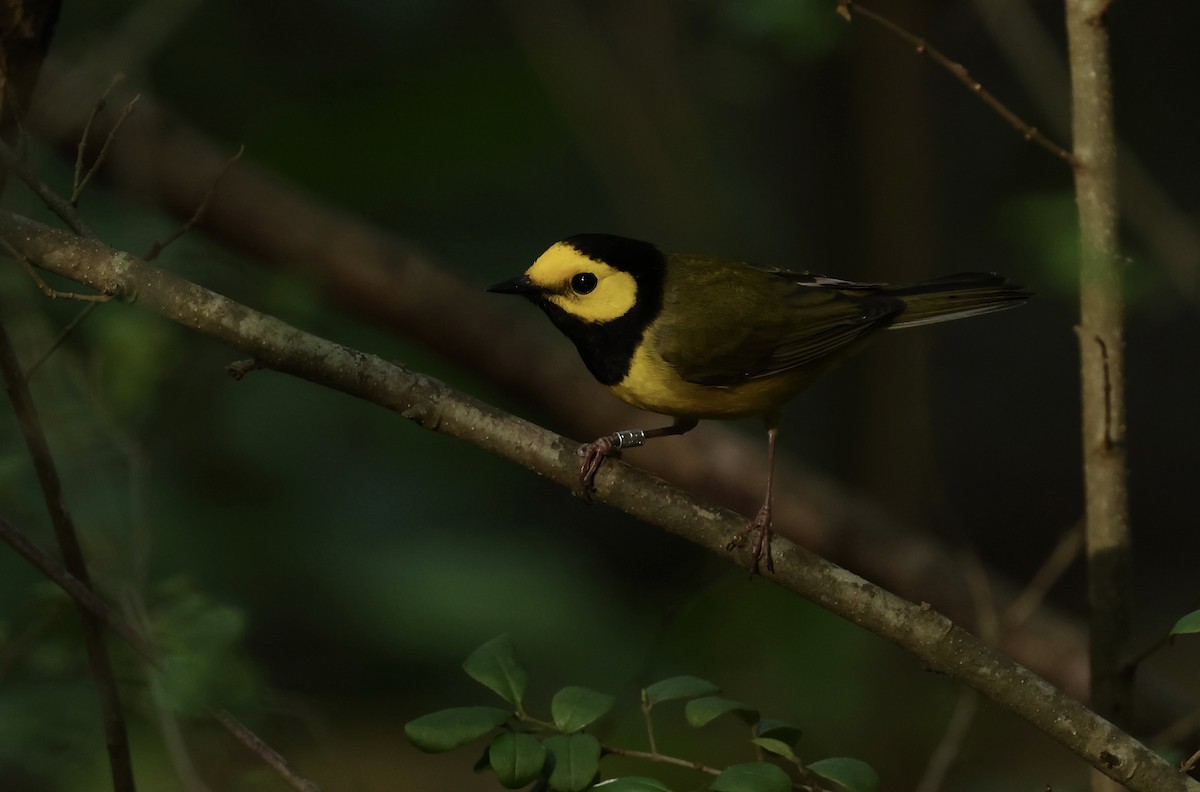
[405,707,512,753]
[489,732,546,788]
[594,778,674,791]
[643,675,720,706]
[464,635,528,708]
[710,761,790,792]
[754,719,801,746]
[808,757,879,792]
[684,696,759,728]
[552,686,616,733]
[751,737,799,764]
[1169,610,1200,637]
[544,733,601,792]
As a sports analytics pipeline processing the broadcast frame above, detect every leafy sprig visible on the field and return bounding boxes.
[405,636,878,792]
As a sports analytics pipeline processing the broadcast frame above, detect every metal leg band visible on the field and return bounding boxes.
[610,429,646,449]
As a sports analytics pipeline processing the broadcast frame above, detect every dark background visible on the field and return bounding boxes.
[1,1,1198,790]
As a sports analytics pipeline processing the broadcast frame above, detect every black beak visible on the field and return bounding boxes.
[487,274,539,296]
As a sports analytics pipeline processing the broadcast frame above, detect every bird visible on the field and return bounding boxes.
[488,233,1031,573]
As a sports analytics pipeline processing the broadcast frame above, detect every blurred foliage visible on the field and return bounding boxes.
[716,0,845,61]
[147,578,260,717]
[1,0,1198,790]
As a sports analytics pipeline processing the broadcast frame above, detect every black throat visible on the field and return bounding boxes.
[535,235,666,387]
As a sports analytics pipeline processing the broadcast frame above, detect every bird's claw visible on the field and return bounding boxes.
[579,429,649,498]
[578,436,621,499]
[725,504,774,575]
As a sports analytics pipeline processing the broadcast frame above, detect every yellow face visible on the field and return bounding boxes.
[524,242,638,324]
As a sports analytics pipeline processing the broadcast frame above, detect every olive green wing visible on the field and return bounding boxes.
[654,256,902,386]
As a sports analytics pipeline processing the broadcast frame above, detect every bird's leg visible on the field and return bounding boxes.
[726,423,779,574]
[578,418,698,497]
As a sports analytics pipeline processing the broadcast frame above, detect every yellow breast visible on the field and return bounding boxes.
[609,336,812,420]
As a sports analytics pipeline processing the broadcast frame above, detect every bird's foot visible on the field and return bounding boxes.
[577,428,647,499]
[725,504,774,575]
[578,436,620,498]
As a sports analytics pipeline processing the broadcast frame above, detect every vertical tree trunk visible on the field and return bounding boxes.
[1065,2,1131,789]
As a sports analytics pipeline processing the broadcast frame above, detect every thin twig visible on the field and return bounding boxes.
[1123,596,1200,675]
[0,517,160,662]
[602,746,721,776]
[2,235,112,301]
[836,0,1078,167]
[1118,636,1165,678]
[227,358,263,380]
[1181,745,1200,774]
[71,92,140,206]
[961,547,1001,645]
[639,694,658,756]
[211,710,322,792]
[607,745,831,790]
[74,73,125,195]
[145,144,245,262]
[607,745,830,792]
[1152,710,1200,755]
[0,324,137,792]
[1003,522,1085,633]
[0,139,93,236]
[22,303,100,380]
[915,689,981,792]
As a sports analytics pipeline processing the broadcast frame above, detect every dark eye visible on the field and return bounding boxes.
[571,272,598,294]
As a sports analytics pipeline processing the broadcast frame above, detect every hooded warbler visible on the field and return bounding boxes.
[489,234,1030,573]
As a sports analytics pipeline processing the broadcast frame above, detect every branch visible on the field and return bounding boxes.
[24,62,1098,702]
[914,689,980,792]
[0,321,136,792]
[1002,522,1084,632]
[144,142,243,261]
[1066,0,1132,754]
[210,711,320,792]
[0,137,94,236]
[1,233,111,300]
[71,91,140,205]
[73,72,125,201]
[1,210,1194,792]
[0,515,159,663]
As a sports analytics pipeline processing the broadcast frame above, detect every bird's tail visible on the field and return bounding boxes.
[883,273,1032,329]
